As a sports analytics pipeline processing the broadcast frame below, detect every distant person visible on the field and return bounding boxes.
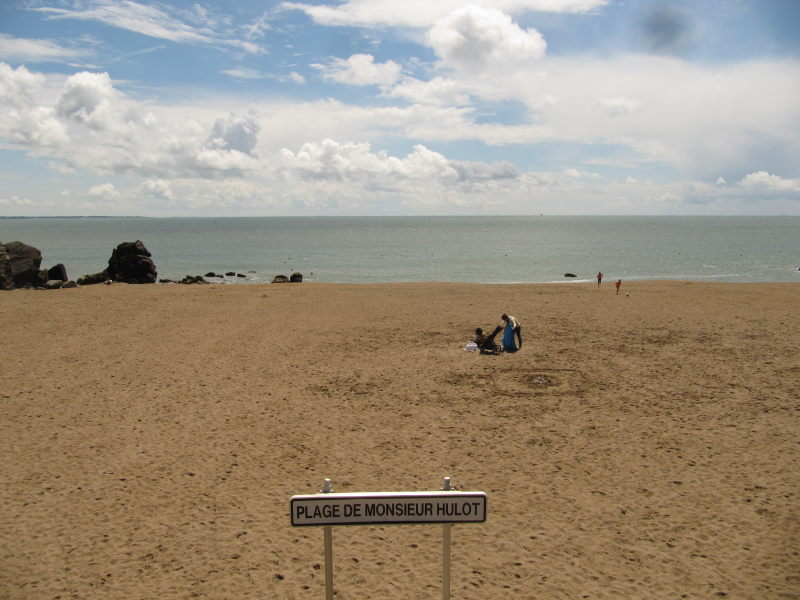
[474,326,502,354]
[615,279,622,295]
[597,272,603,286]
[500,314,522,352]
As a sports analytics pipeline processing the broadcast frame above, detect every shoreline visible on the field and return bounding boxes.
[2,281,798,599]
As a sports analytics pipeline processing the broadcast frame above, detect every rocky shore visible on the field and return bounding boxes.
[0,239,303,290]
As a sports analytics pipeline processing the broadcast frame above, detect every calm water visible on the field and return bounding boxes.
[1,216,798,284]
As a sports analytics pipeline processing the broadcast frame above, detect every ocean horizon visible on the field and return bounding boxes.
[1,215,798,285]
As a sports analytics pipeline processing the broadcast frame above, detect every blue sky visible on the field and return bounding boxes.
[1,0,798,216]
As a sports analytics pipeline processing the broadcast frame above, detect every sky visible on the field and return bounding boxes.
[1,0,799,216]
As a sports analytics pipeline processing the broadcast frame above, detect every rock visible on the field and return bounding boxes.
[178,275,207,284]
[0,244,13,291]
[77,271,109,285]
[236,273,246,278]
[36,269,50,287]
[106,240,157,284]
[159,278,176,284]
[48,263,68,282]
[290,272,303,283]
[564,273,577,278]
[62,280,77,289]
[44,280,64,290]
[205,272,218,278]
[225,271,236,276]
[5,241,43,288]
[272,275,290,283]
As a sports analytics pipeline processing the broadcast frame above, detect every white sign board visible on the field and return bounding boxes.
[290,491,487,526]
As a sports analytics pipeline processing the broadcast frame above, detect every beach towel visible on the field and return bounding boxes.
[501,323,518,352]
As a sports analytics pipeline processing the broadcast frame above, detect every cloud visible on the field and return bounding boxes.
[221,67,266,80]
[438,54,800,179]
[33,0,265,53]
[140,178,176,203]
[0,63,69,147]
[386,76,471,106]
[738,171,800,193]
[281,0,607,28]
[1,55,798,216]
[595,96,640,117]
[208,110,260,155]
[279,138,518,186]
[89,182,121,199]
[0,195,36,207]
[321,54,402,86]
[36,0,215,44]
[0,62,270,179]
[56,71,117,129]
[427,6,547,73]
[0,34,84,63]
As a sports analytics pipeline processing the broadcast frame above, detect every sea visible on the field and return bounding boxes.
[1,216,798,285]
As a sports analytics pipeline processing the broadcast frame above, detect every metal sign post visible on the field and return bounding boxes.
[290,478,487,599]
[442,477,452,600]
[321,478,334,600]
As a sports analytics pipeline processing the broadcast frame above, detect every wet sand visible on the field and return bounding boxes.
[1,281,798,599]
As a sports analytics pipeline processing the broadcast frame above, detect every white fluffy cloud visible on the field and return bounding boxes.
[385,76,471,106]
[427,5,547,72]
[56,71,117,129]
[0,63,68,147]
[279,138,518,186]
[1,54,799,216]
[282,0,607,28]
[140,179,177,203]
[423,54,800,179]
[738,171,800,193]
[88,182,121,199]
[0,63,266,178]
[321,54,402,86]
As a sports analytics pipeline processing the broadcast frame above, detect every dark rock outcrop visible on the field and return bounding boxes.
[106,240,157,284]
[63,280,77,289]
[5,241,42,288]
[290,272,303,283]
[564,273,577,278]
[44,280,64,290]
[34,269,49,288]
[0,244,13,291]
[178,275,207,284]
[78,272,109,285]
[48,263,68,282]
[272,275,290,283]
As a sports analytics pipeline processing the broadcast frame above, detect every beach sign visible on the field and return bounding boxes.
[291,478,486,600]
[290,490,487,526]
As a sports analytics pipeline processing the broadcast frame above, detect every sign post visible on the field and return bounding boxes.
[321,478,334,600]
[290,478,487,598]
[442,477,452,600]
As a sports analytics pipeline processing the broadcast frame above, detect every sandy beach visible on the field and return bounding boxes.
[1,281,798,600]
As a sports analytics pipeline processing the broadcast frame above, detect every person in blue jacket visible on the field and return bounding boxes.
[500,314,522,352]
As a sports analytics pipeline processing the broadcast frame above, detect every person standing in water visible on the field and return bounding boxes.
[597,272,603,286]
